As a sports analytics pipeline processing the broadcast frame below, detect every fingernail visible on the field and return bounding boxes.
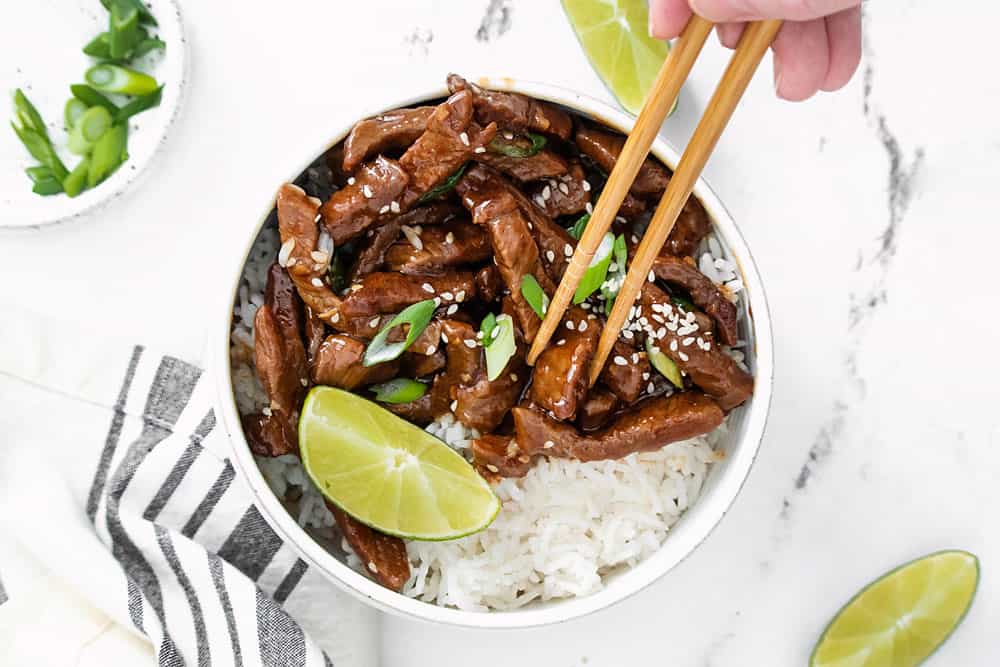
[773,61,784,98]
[648,6,662,38]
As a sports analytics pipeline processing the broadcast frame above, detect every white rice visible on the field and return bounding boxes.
[230,219,740,612]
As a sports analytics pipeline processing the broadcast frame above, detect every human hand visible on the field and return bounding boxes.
[649,0,862,101]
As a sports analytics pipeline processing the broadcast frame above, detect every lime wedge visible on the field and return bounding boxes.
[562,0,673,115]
[811,550,979,667]
[299,386,500,541]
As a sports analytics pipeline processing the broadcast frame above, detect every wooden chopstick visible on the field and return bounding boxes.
[587,19,783,385]
[526,15,714,366]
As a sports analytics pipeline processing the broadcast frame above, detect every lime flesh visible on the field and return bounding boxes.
[299,386,500,541]
[562,0,673,115]
[811,550,979,667]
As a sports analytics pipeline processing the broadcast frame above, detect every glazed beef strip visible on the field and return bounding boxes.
[242,413,296,458]
[310,334,398,390]
[429,320,483,417]
[471,435,534,478]
[528,162,592,218]
[384,220,491,274]
[342,107,436,172]
[478,149,569,182]
[448,74,573,140]
[529,307,600,420]
[651,254,739,346]
[384,393,435,426]
[664,201,712,257]
[304,307,327,365]
[348,202,464,281]
[513,392,724,461]
[576,386,619,431]
[456,166,557,341]
[276,184,342,323]
[320,156,410,245]
[640,285,753,410]
[399,89,496,200]
[327,502,410,591]
[339,271,477,320]
[475,265,501,303]
[599,340,652,404]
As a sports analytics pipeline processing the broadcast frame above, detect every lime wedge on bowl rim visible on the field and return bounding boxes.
[811,550,979,667]
[299,386,501,541]
[562,0,674,115]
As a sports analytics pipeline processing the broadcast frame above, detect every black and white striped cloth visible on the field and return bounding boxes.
[0,311,378,666]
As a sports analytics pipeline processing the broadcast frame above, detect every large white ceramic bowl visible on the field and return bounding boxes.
[215,77,773,629]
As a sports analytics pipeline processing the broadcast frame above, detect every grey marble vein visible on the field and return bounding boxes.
[476,0,513,42]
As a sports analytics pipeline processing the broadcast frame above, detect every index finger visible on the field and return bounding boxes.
[649,0,695,39]
[688,0,861,23]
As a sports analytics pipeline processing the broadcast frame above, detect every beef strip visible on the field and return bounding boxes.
[430,320,483,417]
[276,183,342,323]
[576,386,619,431]
[401,340,446,378]
[348,202,464,281]
[651,254,739,346]
[527,162,591,218]
[471,435,533,478]
[384,220,491,274]
[448,74,573,140]
[384,393,435,426]
[664,200,712,257]
[304,307,327,365]
[529,307,600,420]
[399,90,496,200]
[640,285,753,410]
[242,412,296,458]
[342,107,436,172]
[478,149,569,182]
[328,503,410,591]
[456,165,556,341]
[320,156,410,245]
[310,334,398,390]
[454,347,527,433]
[599,340,651,404]
[575,126,670,198]
[513,392,724,461]
[339,271,477,320]
[475,265,501,303]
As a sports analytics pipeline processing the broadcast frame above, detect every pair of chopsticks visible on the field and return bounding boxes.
[527,16,783,383]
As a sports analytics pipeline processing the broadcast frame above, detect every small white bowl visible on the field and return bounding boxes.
[214,77,773,629]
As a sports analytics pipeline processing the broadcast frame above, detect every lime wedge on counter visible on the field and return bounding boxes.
[811,550,979,667]
[562,0,673,115]
[299,386,500,541]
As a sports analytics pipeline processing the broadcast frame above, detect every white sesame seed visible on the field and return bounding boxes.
[422,283,435,293]
[450,400,458,411]
[368,561,378,573]
[314,213,322,223]
[543,440,554,449]
[369,316,381,328]
[678,351,689,362]
[504,131,514,140]
[631,353,639,363]
[648,382,656,393]
[463,339,477,349]
[476,331,484,339]
[379,204,390,214]
[474,146,486,154]
[391,201,401,214]
[447,304,458,315]
[459,131,470,146]
[556,339,566,346]
[301,378,309,387]
[278,239,296,267]
[658,327,668,339]
[362,184,373,198]
[441,291,454,301]
[669,340,679,352]
[311,277,324,287]
[347,177,356,185]
[564,244,573,257]
[578,320,588,331]
[330,312,340,323]
[455,290,466,302]
[566,320,575,331]
[534,195,546,207]
[585,202,593,214]
[622,329,634,339]
[683,337,695,346]
[262,406,272,417]
[650,345,660,354]
[445,232,455,244]
[441,333,449,343]
[582,180,591,192]
[648,270,656,282]
[310,250,328,263]
[486,464,499,473]
[433,297,441,306]
[546,250,555,262]
[581,302,591,310]
[642,372,650,380]
[613,356,627,366]
[558,182,569,195]
[542,185,551,200]
[426,345,436,355]
[510,373,518,382]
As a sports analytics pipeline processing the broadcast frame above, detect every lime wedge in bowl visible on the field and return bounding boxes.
[562,0,673,115]
[299,386,500,541]
[811,550,979,667]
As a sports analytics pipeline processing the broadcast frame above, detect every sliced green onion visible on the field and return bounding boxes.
[14,89,48,138]
[82,32,112,59]
[612,234,627,272]
[85,64,159,96]
[646,337,684,389]
[109,3,141,59]
[363,299,437,367]
[67,106,113,155]
[480,312,497,343]
[418,162,467,203]
[370,378,428,404]
[64,98,89,130]
[25,166,54,184]
[671,294,694,311]
[63,158,91,198]
[100,0,157,26]
[327,251,348,293]
[520,274,549,318]
[70,84,119,114]
[115,85,163,123]
[599,235,628,313]
[11,124,68,181]
[132,37,166,58]
[31,173,64,196]
[88,124,128,187]
[484,314,515,381]
[572,232,614,304]
[488,132,547,158]
[568,213,589,240]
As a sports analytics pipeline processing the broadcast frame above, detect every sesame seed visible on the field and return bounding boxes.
[310,250,328,263]
[441,291,454,301]
[558,182,569,195]
[670,340,679,352]
[459,131,470,146]
[652,314,664,324]
[578,320,588,331]
[368,561,378,573]
[474,146,486,154]
[642,372,650,380]
[330,312,340,323]
[543,440,555,449]
[426,345,436,355]
[566,320,575,330]
[455,290,466,302]
[679,351,689,362]
[445,232,455,244]
[262,406,272,417]
[581,302,591,310]
[658,327,668,339]
[542,185,551,200]
[433,297,442,306]
[683,337,694,346]
[301,378,308,387]
[362,184,373,198]
[486,464,499,473]
[564,244,573,257]
[582,180,591,192]
[648,382,656,394]
[441,333,449,343]
[422,283,435,293]
[390,201,401,213]
[311,277,324,287]
[447,304,458,315]
[369,316,381,328]
[504,131,514,140]
[314,213,322,222]
[546,250,555,262]
[585,202,593,214]
[631,353,639,363]
[347,177,356,185]
[622,329,634,339]
[463,339,477,348]
[556,339,566,346]
[534,195,546,207]
[510,373,518,382]
[613,356,627,366]
[450,399,458,411]
[650,345,660,354]
[648,270,655,283]
[379,204,390,214]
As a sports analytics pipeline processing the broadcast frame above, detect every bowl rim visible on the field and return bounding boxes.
[213,76,774,629]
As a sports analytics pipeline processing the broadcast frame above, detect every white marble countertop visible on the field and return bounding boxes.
[2,1,998,665]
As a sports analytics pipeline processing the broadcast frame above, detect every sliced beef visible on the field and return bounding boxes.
[339,272,476,320]
[651,254,739,346]
[276,183,342,322]
[320,156,410,245]
[384,393,435,426]
[529,307,599,420]
[399,90,496,200]
[310,334,398,390]
[599,340,651,404]
[400,344,446,378]
[328,503,410,591]
[384,220,491,274]
[430,320,484,417]
[448,74,573,140]
[513,392,724,461]
[575,126,670,198]
[454,349,527,433]
[475,265,502,303]
[577,387,619,431]
[343,107,436,172]
[471,435,534,478]
[478,149,568,182]
[665,200,712,257]
[304,307,327,365]
[242,412,297,458]
[528,162,591,218]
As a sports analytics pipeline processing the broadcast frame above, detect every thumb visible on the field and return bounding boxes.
[688,0,860,22]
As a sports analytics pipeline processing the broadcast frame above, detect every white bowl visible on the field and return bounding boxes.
[214,77,773,629]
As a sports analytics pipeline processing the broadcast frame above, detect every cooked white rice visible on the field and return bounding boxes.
[230,218,743,612]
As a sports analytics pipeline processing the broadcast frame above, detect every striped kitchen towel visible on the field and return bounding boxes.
[0,306,379,667]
